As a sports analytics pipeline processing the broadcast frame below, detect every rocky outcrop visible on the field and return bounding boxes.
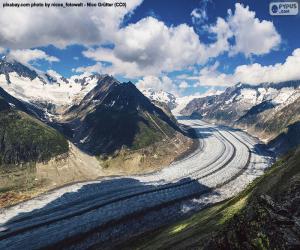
[206,149,300,250]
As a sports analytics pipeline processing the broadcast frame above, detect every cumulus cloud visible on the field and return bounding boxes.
[227,3,281,56]
[0,0,283,95]
[75,62,105,74]
[206,3,281,57]
[136,75,180,95]
[81,4,280,79]
[82,17,207,78]
[196,48,300,86]
[7,49,59,64]
[0,0,143,49]
[206,17,232,58]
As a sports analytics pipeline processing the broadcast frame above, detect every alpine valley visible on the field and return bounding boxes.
[1,57,300,250]
[0,57,194,207]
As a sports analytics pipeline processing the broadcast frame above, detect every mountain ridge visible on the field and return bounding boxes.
[181,80,300,153]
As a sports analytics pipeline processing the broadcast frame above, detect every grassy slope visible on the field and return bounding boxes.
[128,149,300,250]
[0,111,68,165]
[0,98,68,166]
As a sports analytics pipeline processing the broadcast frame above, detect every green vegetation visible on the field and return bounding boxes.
[132,120,163,150]
[132,113,175,150]
[0,163,37,193]
[128,148,300,250]
[0,99,68,166]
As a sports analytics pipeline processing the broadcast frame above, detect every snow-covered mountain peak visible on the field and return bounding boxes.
[141,88,177,110]
[0,58,106,107]
[181,80,300,124]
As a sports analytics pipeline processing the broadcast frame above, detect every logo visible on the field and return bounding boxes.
[271,4,279,13]
[270,2,299,15]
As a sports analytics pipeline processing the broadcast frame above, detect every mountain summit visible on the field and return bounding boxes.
[61,76,184,155]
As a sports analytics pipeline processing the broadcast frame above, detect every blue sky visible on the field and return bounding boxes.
[0,0,299,96]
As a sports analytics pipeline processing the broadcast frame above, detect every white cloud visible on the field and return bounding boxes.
[75,62,105,74]
[176,74,199,81]
[82,17,208,77]
[179,81,189,89]
[0,0,143,49]
[196,48,300,86]
[136,75,179,95]
[227,3,281,56]
[202,88,224,97]
[7,49,59,64]
[205,3,280,58]
[81,4,280,80]
[206,17,232,58]
[0,0,280,82]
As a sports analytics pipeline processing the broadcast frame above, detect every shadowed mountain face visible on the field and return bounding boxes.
[0,86,46,119]
[268,121,300,153]
[60,76,182,155]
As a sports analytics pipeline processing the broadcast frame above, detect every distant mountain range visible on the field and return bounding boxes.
[141,87,223,116]
[181,81,300,153]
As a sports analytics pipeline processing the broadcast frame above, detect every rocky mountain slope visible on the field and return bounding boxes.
[0,90,105,207]
[181,80,300,152]
[57,76,193,174]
